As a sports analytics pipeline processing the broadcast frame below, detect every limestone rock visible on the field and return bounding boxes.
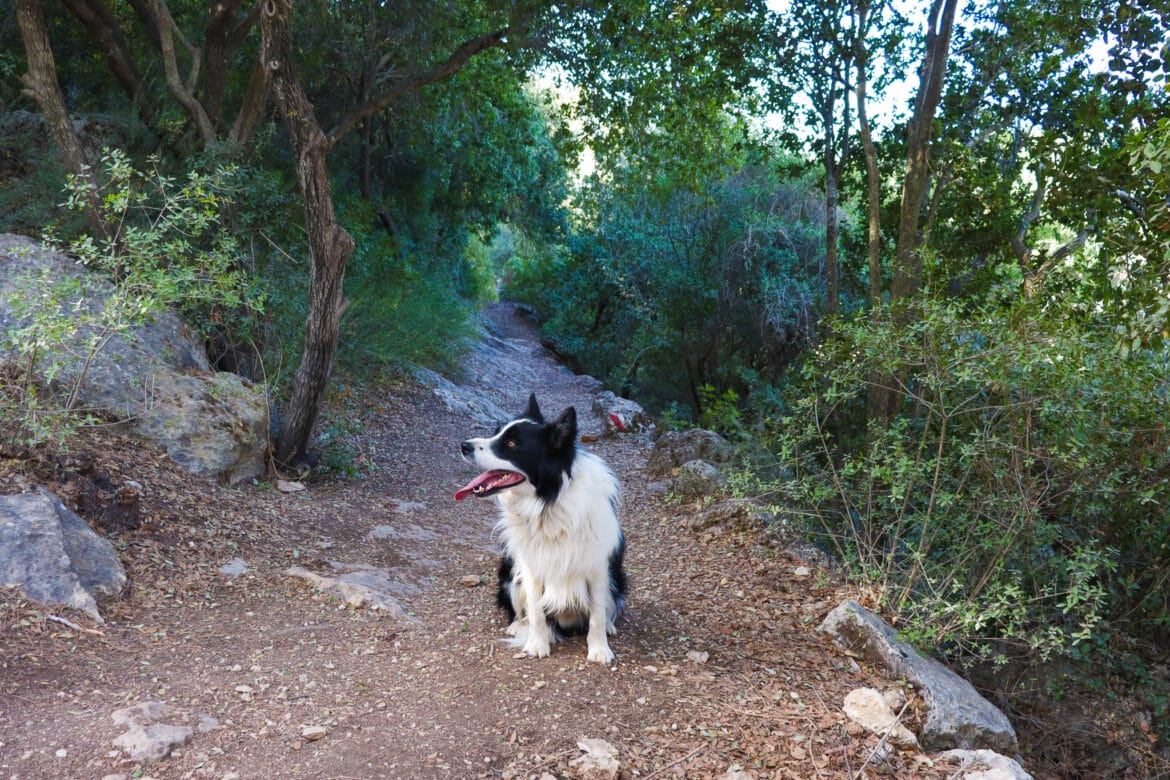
[0,234,268,483]
[842,688,919,747]
[0,489,126,622]
[687,498,779,535]
[301,725,328,741]
[647,429,733,478]
[568,738,619,780]
[287,561,414,618]
[130,370,268,484]
[671,459,726,499]
[411,366,509,427]
[218,558,249,577]
[938,749,1033,780]
[821,600,1019,754]
[111,702,210,764]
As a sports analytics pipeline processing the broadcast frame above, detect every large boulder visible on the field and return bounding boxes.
[646,429,733,478]
[131,370,268,485]
[410,365,509,428]
[0,489,126,622]
[0,234,267,483]
[670,459,727,499]
[821,600,1019,755]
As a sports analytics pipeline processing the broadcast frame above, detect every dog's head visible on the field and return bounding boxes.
[456,393,577,503]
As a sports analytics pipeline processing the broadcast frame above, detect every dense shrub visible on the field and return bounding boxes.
[1,149,260,450]
[763,297,1170,669]
[504,161,826,419]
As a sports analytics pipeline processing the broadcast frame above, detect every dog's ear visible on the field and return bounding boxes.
[550,406,577,451]
[523,392,544,423]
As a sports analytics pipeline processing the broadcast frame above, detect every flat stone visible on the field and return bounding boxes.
[287,562,414,618]
[301,725,328,741]
[938,749,1033,780]
[568,739,619,780]
[842,688,919,747]
[821,600,1018,754]
[218,558,249,577]
[110,702,200,764]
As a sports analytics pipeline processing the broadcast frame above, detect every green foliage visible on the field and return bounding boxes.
[338,223,478,377]
[0,116,85,239]
[0,149,261,450]
[1106,117,1170,355]
[505,128,826,418]
[765,297,1170,666]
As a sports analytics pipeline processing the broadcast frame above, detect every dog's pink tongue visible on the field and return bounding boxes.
[454,470,497,501]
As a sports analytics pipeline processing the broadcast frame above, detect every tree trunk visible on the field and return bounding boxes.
[203,0,243,131]
[228,58,270,149]
[854,0,882,308]
[824,148,841,316]
[888,0,960,304]
[153,0,217,148]
[261,0,356,467]
[871,0,960,421]
[15,0,110,242]
[60,0,156,122]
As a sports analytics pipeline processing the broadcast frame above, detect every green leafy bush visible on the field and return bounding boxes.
[504,155,826,419]
[766,297,1170,667]
[0,149,261,451]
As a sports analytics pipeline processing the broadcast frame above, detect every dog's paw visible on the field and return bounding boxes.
[523,637,551,658]
[587,644,615,664]
[504,620,524,637]
[606,621,618,637]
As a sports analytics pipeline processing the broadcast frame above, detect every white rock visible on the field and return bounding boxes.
[721,768,755,779]
[686,650,710,664]
[286,563,412,618]
[301,725,327,741]
[938,749,1033,780]
[218,558,249,577]
[822,600,1018,754]
[794,566,811,577]
[568,738,619,780]
[113,721,194,764]
[883,688,908,712]
[843,688,919,747]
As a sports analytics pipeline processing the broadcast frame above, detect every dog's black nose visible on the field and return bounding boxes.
[460,441,473,457]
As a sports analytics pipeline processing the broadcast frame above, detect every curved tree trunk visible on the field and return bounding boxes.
[15,0,110,242]
[261,0,356,467]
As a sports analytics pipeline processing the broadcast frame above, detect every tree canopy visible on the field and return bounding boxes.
[3,0,1169,767]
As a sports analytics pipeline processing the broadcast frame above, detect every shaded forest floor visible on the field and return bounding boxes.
[3,304,965,778]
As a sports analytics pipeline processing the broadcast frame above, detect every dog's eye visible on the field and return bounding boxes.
[504,439,517,449]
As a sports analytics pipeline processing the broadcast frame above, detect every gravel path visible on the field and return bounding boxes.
[0,303,938,779]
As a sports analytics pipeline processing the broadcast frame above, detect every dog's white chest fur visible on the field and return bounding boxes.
[496,450,621,615]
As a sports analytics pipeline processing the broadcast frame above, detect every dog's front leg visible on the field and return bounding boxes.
[586,569,616,664]
[520,570,551,658]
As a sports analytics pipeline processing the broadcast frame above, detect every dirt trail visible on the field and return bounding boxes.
[0,303,933,779]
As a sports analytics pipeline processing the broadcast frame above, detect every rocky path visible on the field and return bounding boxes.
[1,304,944,779]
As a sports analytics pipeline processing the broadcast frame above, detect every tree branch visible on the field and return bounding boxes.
[152,0,217,147]
[324,28,510,148]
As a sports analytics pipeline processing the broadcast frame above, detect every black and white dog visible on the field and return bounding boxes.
[456,394,626,663]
